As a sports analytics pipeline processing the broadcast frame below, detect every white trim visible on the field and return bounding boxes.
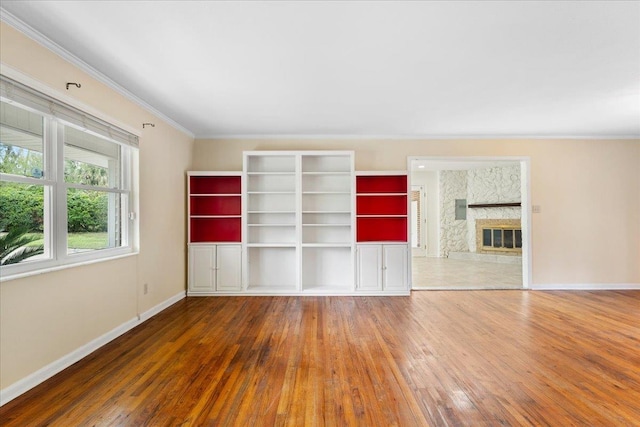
[196,134,640,141]
[0,252,138,283]
[0,173,54,186]
[408,155,529,163]
[411,184,426,257]
[139,291,186,322]
[0,10,194,138]
[531,283,640,291]
[187,171,242,177]
[356,170,407,176]
[243,150,355,156]
[0,291,186,406]
[187,291,411,297]
[521,159,533,289]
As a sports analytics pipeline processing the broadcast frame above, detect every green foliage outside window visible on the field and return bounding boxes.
[66,189,108,232]
[0,184,108,233]
[0,183,44,232]
[0,228,44,265]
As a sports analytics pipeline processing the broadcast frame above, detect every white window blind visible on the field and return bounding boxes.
[0,74,138,148]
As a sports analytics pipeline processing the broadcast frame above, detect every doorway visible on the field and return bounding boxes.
[407,157,531,290]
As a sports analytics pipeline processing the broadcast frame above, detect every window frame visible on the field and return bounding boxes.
[1,92,138,280]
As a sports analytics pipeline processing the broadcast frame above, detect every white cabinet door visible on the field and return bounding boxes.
[189,246,215,292]
[356,245,382,291]
[383,244,408,291]
[216,245,242,291]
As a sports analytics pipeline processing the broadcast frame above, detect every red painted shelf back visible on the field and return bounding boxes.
[190,176,241,194]
[356,175,407,193]
[357,195,407,215]
[190,196,241,216]
[190,218,241,242]
[357,217,408,242]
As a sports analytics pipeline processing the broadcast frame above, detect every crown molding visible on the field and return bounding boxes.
[0,7,195,139]
[194,133,640,141]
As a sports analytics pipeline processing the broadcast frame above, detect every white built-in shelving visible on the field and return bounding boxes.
[187,157,410,296]
[300,154,353,292]
[243,151,354,293]
[244,154,298,291]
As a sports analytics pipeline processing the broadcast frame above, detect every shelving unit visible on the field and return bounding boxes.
[243,151,354,294]
[356,173,408,242]
[355,172,410,293]
[189,174,242,242]
[187,172,242,294]
[244,153,298,291]
[187,160,410,296]
[300,153,354,292]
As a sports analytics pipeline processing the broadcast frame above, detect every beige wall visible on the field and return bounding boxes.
[0,23,194,389]
[193,138,640,286]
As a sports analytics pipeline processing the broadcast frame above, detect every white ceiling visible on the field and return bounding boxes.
[1,1,639,139]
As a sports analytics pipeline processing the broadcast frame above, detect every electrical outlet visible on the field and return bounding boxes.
[143,283,148,294]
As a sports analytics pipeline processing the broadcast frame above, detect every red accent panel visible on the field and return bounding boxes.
[190,196,241,215]
[190,218,241,242]
[356,175,407,193]
[357,217,408,242]
[190,176,241,194]
[357,195,407,215]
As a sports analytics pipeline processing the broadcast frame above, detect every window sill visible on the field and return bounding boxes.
[0,252,139,283]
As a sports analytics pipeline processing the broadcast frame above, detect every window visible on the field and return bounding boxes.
[1,75,138,277]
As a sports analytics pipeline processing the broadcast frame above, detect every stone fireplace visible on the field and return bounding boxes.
[475,219,522,255]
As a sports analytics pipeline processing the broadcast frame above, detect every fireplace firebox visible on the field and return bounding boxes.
[475,219,522,254]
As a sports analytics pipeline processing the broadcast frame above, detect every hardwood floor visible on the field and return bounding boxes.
[1,291,639,426]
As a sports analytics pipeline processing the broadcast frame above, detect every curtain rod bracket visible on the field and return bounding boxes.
[142,123,155,128]
[66,82,81,90]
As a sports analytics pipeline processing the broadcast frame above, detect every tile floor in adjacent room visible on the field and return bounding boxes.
[412,256,523,290]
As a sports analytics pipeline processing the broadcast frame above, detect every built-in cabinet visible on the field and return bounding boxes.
[187,172,242,295]
[355,172,410,293]
[356,244,408,291]
[189,245,242,293]
[187,155,410,296]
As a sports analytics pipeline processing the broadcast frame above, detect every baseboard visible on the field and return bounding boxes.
[0,291,186,406]
[139,291,186,322]
[188,291,411,296]
[531,283,640,290]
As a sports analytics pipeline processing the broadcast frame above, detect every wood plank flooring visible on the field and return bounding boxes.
[1,290,639,426]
